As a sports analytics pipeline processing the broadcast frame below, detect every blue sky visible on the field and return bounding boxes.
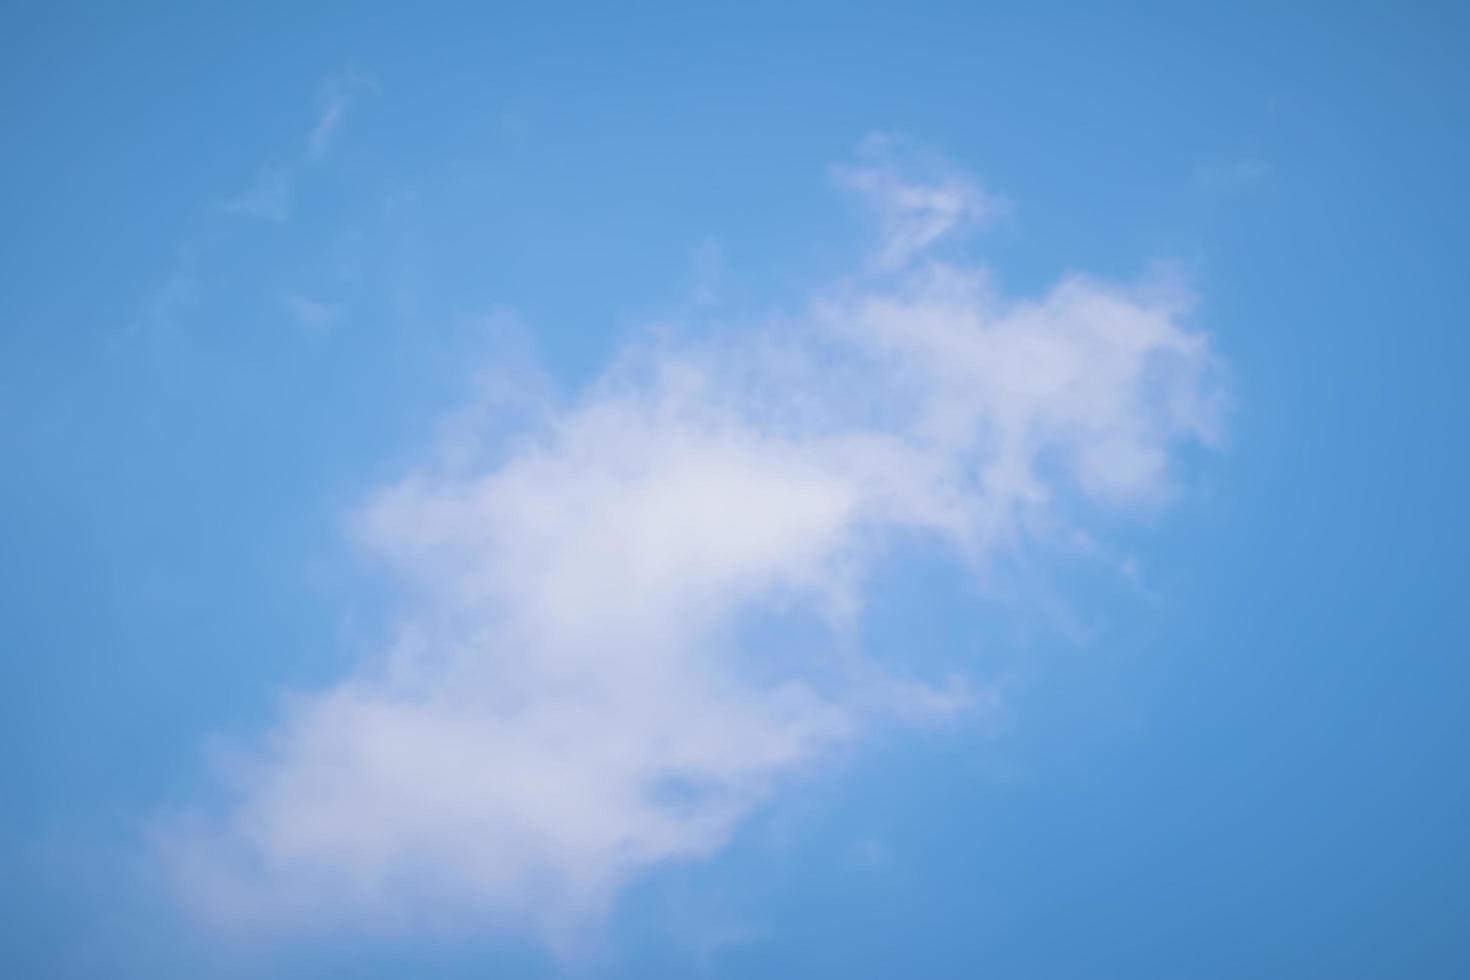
[2,3,1468,977]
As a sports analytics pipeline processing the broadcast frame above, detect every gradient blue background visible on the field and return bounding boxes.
[2,3,1467,976]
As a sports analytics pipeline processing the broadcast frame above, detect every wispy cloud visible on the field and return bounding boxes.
[159,141,1224,945]
[690,237,724,307]
[1193,154,1271,191]
[216,165,293,222]
[307,68,377,161]
[126,247,200,341]
[132,69,374,341]
[277,292,338,330]
[835,132,1007,270]
[216,68,377,224]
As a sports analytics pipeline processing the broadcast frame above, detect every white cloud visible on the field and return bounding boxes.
[159,141,1224,945]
